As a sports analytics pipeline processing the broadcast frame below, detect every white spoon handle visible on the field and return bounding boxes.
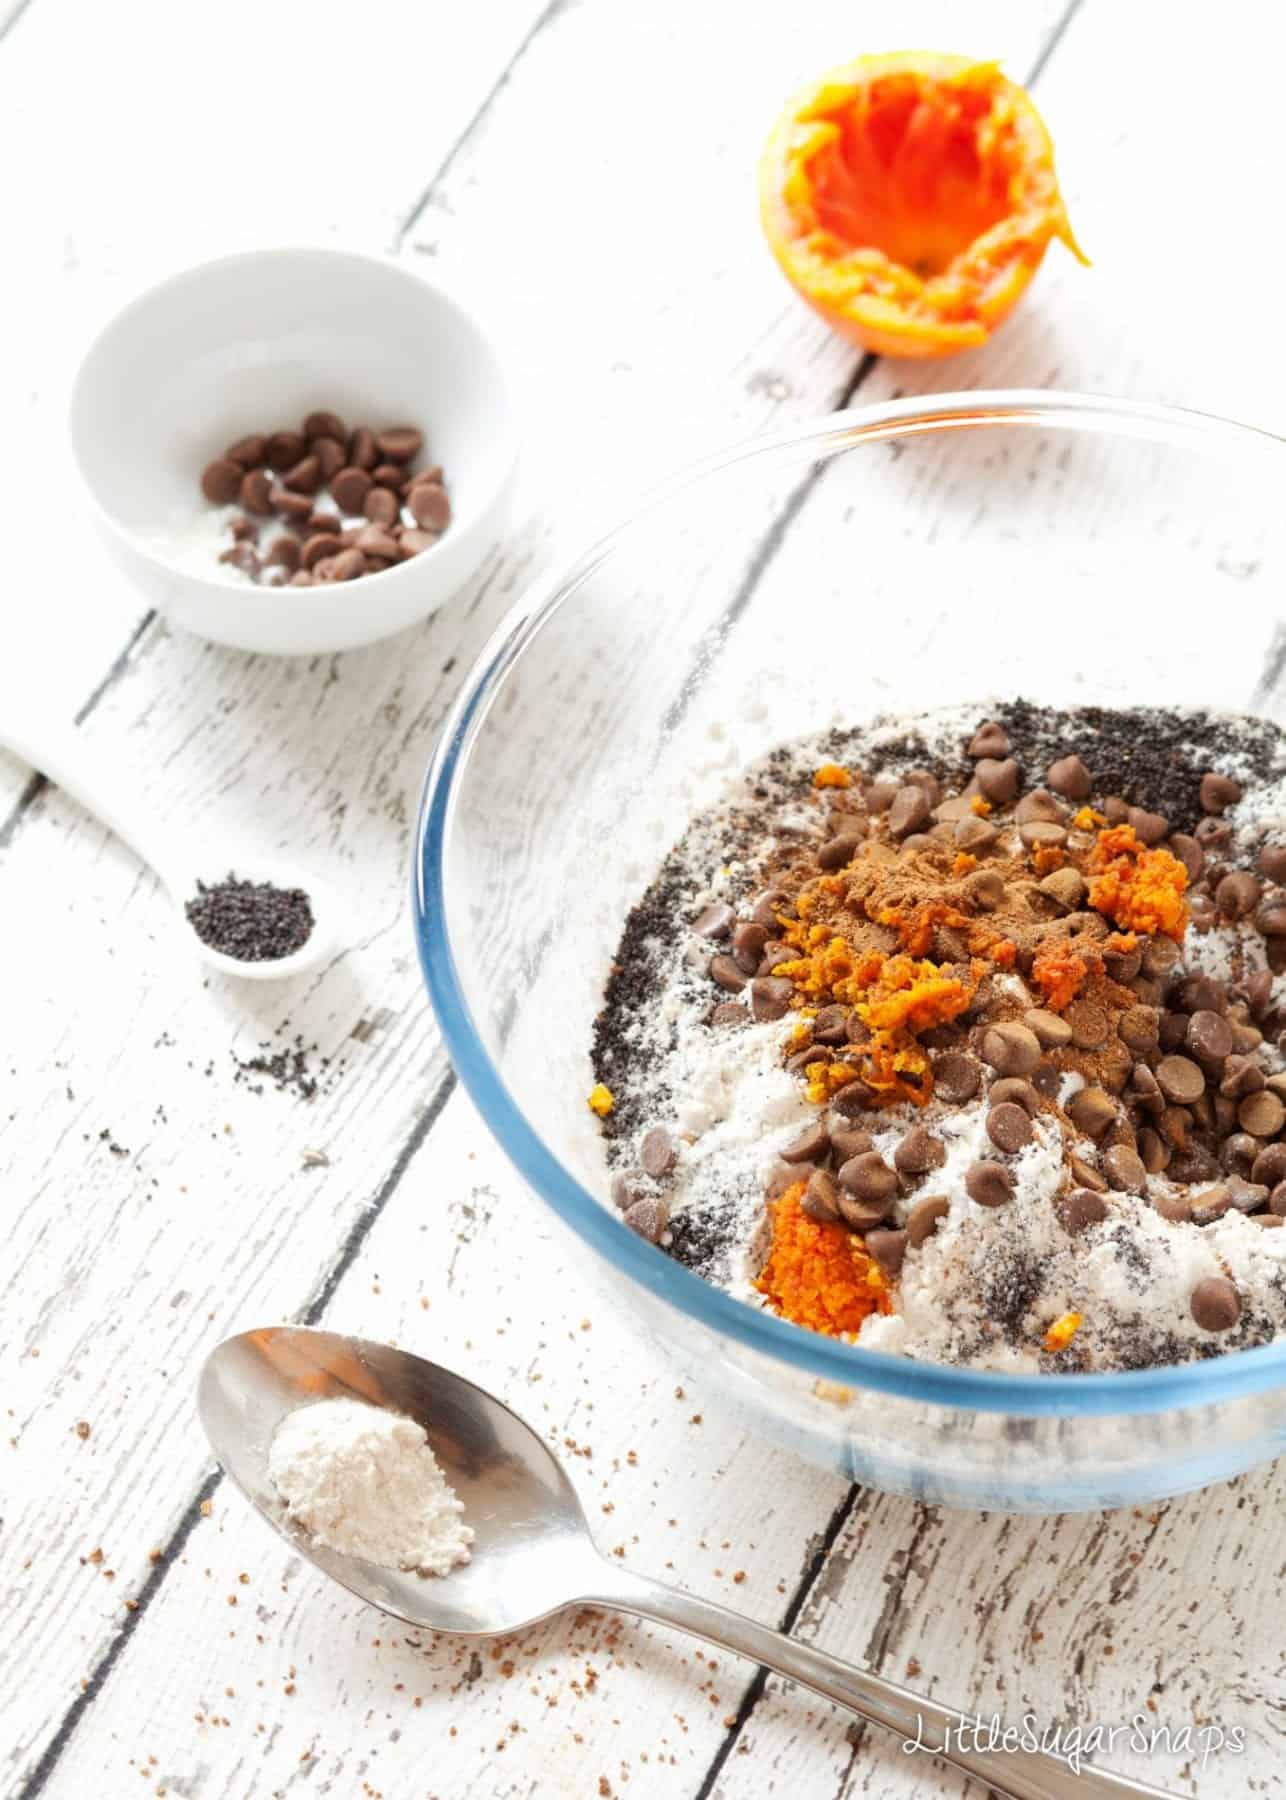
[584,1562,1178,1800]
[0,699,181,891]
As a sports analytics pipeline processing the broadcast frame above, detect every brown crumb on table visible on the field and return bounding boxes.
[906,1656,922,1678]
[200,1499,213,1517]
[74,1421,91,1440]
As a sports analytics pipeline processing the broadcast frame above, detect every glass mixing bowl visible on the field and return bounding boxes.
[415,391,1286,1513]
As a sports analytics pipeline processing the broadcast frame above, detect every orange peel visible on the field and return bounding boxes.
[759,51,1084,357]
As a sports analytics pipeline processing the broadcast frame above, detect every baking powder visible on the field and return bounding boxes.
[268,1397,473,1575]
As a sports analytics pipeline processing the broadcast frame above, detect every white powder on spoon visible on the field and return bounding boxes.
[268,1397,472,1575]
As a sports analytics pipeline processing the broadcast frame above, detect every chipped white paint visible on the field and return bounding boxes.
[4,2,1286,1798]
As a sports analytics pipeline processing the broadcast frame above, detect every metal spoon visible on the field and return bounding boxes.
[0,701,336,981]
[200,1327,1177,1800]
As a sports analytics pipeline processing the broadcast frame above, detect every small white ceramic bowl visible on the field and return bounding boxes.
[70,248,516,656]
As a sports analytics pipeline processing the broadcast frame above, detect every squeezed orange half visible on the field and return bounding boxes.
[759,51,1085,357]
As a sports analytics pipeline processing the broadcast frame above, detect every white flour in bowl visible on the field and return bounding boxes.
[268,1396,472,1575]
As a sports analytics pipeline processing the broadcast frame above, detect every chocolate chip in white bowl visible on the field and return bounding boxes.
[266,429,306,471]
[201,458,246,503]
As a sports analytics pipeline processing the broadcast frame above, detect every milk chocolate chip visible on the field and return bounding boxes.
[980,1022,1041,1077]
[1190,1277,1241,1332]
[965,1161,1014,1207]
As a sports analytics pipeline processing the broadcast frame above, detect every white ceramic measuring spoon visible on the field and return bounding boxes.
[0,701,338,981]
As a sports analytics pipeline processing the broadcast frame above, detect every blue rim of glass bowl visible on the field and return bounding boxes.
[415,389,1286,1419]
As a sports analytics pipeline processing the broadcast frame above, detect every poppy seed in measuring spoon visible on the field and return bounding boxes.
[186,874,315,963]
[0,700,337,983]
[179,856,338,981]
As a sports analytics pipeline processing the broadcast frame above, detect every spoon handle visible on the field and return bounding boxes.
[583,1563,1177,1800]
[0,697,179,890]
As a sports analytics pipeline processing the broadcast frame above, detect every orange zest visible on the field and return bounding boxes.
[1043,1311,1082,1354]
[777,934,974,1107]
[1088,825,1189,941]
[756,1185,891,1336]
[813,762,852,788]
[1031,941,1088,1012]
[758,51,1085,358]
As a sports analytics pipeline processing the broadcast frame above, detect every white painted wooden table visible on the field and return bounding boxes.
[4,3,1286,1796]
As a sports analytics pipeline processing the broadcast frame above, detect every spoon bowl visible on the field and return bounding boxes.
[199,1327,1177,1800]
